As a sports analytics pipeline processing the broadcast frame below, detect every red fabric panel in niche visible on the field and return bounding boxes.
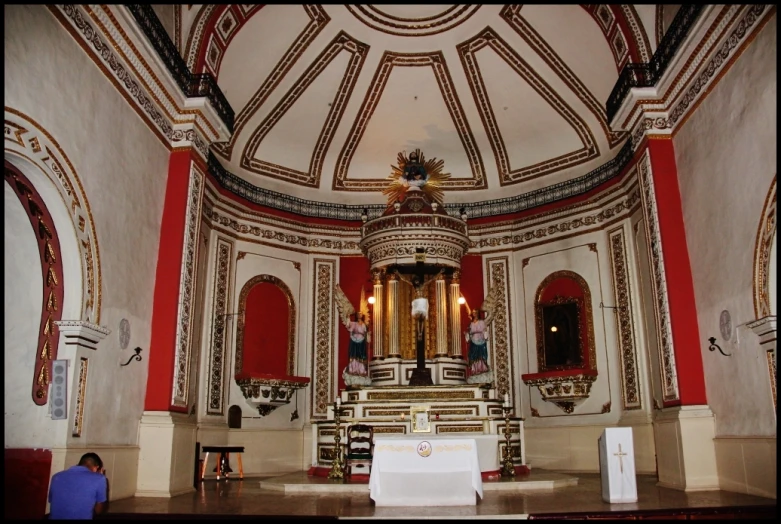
[338,257,372,390]
[242,282,289,377]
[539,276,591,370]
[459,254,485,356]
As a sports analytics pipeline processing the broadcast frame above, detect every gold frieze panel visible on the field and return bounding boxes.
[367,390,474,401]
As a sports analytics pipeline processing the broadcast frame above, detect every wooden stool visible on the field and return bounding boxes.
[201,445,245,481]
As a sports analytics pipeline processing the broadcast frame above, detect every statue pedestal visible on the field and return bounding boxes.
[409,367,433,386]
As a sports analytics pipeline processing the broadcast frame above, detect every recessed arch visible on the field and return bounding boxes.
[235,274,297,378]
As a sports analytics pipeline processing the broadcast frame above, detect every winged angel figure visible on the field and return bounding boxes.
[334,284,373,387]
[381,149,451,207]
[463,283,503,384]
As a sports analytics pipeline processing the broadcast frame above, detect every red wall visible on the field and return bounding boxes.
[4,448,52,519]
[338,257,373,390]
[242,282,289,377]
[458,254,485,357]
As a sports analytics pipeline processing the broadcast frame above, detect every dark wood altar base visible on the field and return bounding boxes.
[99,472,775,520]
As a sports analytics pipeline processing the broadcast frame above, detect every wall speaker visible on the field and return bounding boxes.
[50,360,68,420]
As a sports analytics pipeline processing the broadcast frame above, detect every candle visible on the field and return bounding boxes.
[336,397,341,407]
[504,393,510,408]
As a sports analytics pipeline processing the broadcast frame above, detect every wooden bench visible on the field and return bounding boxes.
[201,445,245,481]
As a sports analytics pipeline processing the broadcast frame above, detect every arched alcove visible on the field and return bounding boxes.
[235,275,296,378]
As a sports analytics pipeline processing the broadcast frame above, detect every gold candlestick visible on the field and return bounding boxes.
[328,400,345,480]
[501,405,515,478]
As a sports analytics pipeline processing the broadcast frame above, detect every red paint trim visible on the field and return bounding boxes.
[144,151,195,412]
[4,161,65,406]
[193,5,266,76]
[646,140,707,405]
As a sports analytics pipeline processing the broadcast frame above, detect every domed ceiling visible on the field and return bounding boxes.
[180,4,659,208]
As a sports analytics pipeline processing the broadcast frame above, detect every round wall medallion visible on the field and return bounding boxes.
[119,318,131,349]
[719,310,732,341]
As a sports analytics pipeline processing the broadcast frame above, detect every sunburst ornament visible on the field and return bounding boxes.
[382,149,451,207]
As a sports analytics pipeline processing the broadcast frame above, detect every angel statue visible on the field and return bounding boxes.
[463,284,502,384]
[334,284,373,387]
[395,269,443,341]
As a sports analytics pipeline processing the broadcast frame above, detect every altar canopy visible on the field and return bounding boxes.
[598,428,638,503]
[369,437,483,506]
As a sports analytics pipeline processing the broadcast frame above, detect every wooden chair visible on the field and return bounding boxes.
[344,424,374,477]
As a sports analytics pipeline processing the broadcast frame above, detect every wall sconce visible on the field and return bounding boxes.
[121,347,143,367]
[707,337,731,357]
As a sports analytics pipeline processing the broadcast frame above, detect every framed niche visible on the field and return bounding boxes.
[410,406,431,433]
[533,271,596,373]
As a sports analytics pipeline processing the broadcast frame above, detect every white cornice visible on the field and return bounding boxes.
[611,5,773,143]
[51,5,231,161]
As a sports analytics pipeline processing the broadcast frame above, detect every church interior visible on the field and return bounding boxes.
[4,4,776,519]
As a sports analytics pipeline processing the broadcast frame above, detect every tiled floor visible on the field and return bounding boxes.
[104,471,776,519]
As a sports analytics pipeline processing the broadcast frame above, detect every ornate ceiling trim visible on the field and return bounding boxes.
[458,27,600,185]
[240,31,369,187]
[184,5,221,71]
[582,5,651,66]
[333,51,487,191]
[500,5,626,150]
[213,5,330,160]
[345,5,481,37]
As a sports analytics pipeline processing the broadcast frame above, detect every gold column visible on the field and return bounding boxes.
[449,270,463,358]
[435,274,448,357]
[372,270,384,359]
[387,274,401,358]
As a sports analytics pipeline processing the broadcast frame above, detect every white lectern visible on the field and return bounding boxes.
[598,427,637,503]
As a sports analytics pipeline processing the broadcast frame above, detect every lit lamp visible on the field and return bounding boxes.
[457,296,466,306]
[368,296,376,305]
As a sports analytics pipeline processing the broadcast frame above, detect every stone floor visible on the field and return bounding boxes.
[102,471,776,519]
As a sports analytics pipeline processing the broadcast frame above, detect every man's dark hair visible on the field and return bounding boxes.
[78,452,103,469]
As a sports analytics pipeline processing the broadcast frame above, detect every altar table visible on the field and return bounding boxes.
[373,433,500,472]
[369,437,483,506]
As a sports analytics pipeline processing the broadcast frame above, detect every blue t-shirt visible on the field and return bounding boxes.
[48,465,107,520]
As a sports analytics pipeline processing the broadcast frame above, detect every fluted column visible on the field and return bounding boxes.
[387,274,401,358]
[435,274,448,357]
[449,271,463,358]
[372,270,384,359]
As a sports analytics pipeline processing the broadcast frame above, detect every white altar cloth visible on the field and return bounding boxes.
[369,437,483,506]
[375,433,500,472]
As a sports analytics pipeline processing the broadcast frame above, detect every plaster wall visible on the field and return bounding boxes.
[5,5,170,446]
[673,14,776,437]
[513,227,631,424]
[225,241,313,430]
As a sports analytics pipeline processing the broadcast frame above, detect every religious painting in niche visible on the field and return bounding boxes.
[534,270,596,373]
[540,299,583,369]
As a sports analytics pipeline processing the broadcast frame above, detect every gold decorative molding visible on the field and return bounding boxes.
[608,227,641,410]
[753,176,776,319]
[522,371,598,414]
[311,259,336,417]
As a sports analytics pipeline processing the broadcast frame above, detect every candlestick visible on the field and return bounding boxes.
[504,393,510,408]
[501,404,515,478]
[336,397,341,407]
[328,399,345,480]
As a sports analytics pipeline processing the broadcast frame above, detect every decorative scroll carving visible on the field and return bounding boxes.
[753,177,776,319]
[608,227,641,410]
[206,237,233,415]
[637,153,679,403]
[486,258,514,397]
[171,163,204,409]
[311,259,336,417]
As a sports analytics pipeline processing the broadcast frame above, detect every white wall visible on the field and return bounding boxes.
[5,5,170,447]
[673,15,776,436]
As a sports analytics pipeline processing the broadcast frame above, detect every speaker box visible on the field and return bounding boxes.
[50,360,68,420]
